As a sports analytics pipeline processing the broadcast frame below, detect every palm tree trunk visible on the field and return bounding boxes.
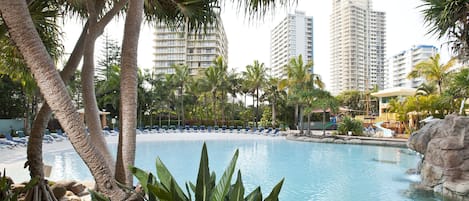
[272,98,276,128]
[307,113,311,136]
[255,88,259,128]
[213,91,217,126]
[0,1,126,199]
[322,111,326,136]
[181,87,185,126]
[294,104,299,129]
[115,0,143,186]
[25,20,88,200]
[299,106,304,135]
[82,24,115,172]
[221,89,226,124]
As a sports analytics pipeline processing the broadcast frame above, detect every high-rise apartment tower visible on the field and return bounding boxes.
[153,17,228,75]
[330,0,386,95]
[386,45,438,89]
[270,11,314,79]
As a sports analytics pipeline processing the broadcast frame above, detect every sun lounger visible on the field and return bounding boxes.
[4,133,27,145]
[221,125,227,133]
[192,125,198,132]
[214,126,219,132]
[229,126,234,133]
[208,126,212,133]
[265,127,273,135]
[200,125,206,132]
[244,126,250,133]
[271,128,280,136]
[258,127,264,134]
[237,126,242,133]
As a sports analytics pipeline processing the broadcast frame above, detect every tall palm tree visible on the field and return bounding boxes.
[202,58,225,125]
[171,63,192,126]
[283,54,323,134]
[227,70,241,125]
[243,60,267,128]
[407,53,457,94]
[420,0,469,61]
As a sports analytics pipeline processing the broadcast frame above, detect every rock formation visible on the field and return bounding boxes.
[408,114,469,200]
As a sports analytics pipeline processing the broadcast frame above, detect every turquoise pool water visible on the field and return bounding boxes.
[44,137,438,201]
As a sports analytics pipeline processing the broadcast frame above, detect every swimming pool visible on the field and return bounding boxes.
[44,134,436,201]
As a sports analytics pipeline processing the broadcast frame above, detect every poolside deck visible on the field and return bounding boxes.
[286,132,408,148]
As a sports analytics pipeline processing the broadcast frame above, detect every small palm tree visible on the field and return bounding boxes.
[262,77,287,128]
[407,53,457,94]
[448,68,469,114]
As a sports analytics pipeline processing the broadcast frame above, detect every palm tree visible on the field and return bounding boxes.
[243,60,267,128]
[114,0,143,186]
[407,53,457,94]
[311,90,339,136]
[0,1,127,199]
[448,68,469,114]
[227,70,242,125]
[283,54,324,134]
[170,63,192,126]
[420,0,469,61]
[212,56,228,124]
[262,77,286,128]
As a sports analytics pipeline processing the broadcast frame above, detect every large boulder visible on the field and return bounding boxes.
[408,114,469,200]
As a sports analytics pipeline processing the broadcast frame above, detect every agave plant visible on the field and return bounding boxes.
[129,143,285,201]
[0,169,38,201]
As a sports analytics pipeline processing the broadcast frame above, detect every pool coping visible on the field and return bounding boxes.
[286,133,408,148]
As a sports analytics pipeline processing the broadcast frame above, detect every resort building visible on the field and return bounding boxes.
[270,10,314,79]
[386,45,438,89]
[330,0,386,95]
[153,16,228,75]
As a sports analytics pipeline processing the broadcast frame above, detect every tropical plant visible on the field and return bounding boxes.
[337,116,363,136]
[262,77,287,128]
[407,53,457,94]
[420,0,469,62]
[1,169,38,201]
[310,90,339,135]
[243,60,267,128]
[130,143,285,201]
[447,68,469,114]
[282,55,324,134]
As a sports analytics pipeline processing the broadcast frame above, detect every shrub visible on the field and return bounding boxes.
[337,116,364,136]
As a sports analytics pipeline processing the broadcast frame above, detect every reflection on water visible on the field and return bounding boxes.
[42,137,441,201]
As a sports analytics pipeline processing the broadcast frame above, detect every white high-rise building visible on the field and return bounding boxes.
[386,45,438,88]
[270,11,313,79]
[330,0,386,95]
[153,17,228,75]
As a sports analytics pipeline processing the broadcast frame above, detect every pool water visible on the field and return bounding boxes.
[44,137,440,201]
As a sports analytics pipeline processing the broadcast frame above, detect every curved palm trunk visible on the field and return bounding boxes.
[221,89,226,124]
[115,0,143,186]
[82,26,115,172]
[0,1,126,199]
[25,21,88,201]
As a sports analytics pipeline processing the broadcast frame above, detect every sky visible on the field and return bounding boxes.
[62,0,448,91]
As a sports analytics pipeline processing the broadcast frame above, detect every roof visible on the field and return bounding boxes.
[371,87,416,98]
